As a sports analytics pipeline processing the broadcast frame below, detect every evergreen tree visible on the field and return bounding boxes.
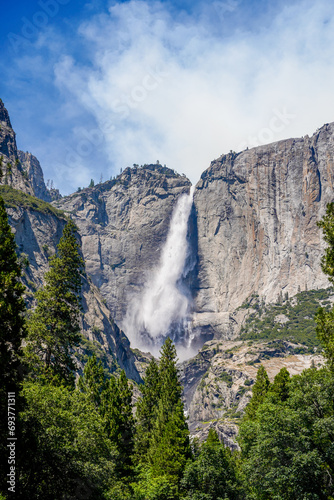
[244,365,270,420]
[181,428,239,500]
[270,367,290,402]
[238,367,334,499]
[102,370,135,477]
[206,427,221,446]
[316,202,334,367]
[147,338,191,484]
[78,354,107,408]
[25,219,84,387]
[0,195,27,495]
[135,358,161,461]
[0,195,26,390]
[19,381,116,500]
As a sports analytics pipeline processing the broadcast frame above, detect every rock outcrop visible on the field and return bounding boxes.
[17,151,61,202]
[54,165,192,325]
[193,125,334,337]
[0,99,58,201]
[180,339,324,448]
[0,100,34,195]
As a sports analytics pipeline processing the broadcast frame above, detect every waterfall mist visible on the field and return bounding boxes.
[122,186,196,359]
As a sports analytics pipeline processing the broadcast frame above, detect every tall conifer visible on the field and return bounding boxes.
[0,196,26,495]
[102,370,135,476]
[25,219,84,387]
[244,365,271,420]
[148,338,191,481]
[135,358,161,460]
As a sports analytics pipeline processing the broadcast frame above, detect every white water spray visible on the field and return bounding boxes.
[123,186,195,354]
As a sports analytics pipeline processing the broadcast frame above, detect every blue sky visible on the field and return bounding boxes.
[1,0,334,195]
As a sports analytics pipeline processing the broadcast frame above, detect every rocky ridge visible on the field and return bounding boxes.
[193,125,334,337]
[18,151,61,202]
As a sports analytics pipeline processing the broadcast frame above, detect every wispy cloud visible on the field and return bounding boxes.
[3,0,334,194]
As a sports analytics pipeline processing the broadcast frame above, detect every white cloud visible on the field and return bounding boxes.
[50,0,334,187]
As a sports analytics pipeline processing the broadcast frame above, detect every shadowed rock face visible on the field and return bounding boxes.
[55,165,192,325]
[193,124,334,337]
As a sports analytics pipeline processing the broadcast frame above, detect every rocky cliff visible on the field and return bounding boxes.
[54,165,192,325]
[17,151,61,202]
[54,123,334,345]
[193,125,334,337]
[4,197,141,382]
[0,99,58,201]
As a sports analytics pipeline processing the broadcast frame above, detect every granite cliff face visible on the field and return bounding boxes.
[6,202,141,382]
[0,99,58,201]
[52,123,334,347]
[55,166,192,326]
[18,151,61,202]
[192,125,334,337]
[0,100,34,195]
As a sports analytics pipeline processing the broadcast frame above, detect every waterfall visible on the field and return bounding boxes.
[123,186,195,357]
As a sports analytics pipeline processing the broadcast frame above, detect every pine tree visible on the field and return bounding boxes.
[0,195,26,390]
[135,358,161,461]
[102,370,135,477]
[270,367,290,402]
[148,338,191,481]
[0,195,27,495]
[181,427,239,500]
[244,365,271,420]
[78,354,107,408]
[206,427,220,447]
[25,219,84,387]
[316,203,334,367]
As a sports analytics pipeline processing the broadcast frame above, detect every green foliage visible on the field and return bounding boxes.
[270,367,290,402]
[135,358,161,460]
[316,307,334,368]
[78,354,108,408]
[25,220,84,387]
[89,179,95,188]
[102,370,135,477]
[181,429,239,500]
[0,195,27,495]
[0,185,66,218]
[19,381,117,499]
[315,203,334,367]
[219,371,233,387]
[238,367,334,499]
[0,195,26,387]
[148,339,191,479]
[135,339,192,497]
[240,288,333,347]
[244,366,270,420]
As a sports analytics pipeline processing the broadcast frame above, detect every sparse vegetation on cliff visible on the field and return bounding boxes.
[239,288,334,348]
[0,185,66,219]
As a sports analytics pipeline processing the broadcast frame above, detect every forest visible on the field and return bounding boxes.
[1,194,334,500]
